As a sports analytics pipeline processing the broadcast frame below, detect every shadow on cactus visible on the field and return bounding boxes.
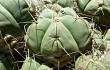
[0,54,15,70]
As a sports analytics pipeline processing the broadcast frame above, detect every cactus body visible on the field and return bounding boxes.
[34,0,74,12]
[92,29,110,50]
[21,57,53,70]
[77,0,110,25]
[75,50,110,70]
[43,0,74,7]
[25,7,91,67]
[0,0,33,37]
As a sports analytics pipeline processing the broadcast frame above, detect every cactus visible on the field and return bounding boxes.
[33,0,74,12]
[42,0,74,7]
[102,29,110,50]
[25,7,91,68]
[75,55,106,70]
[91,28,104,49]
[92,29,110,50]
[1,0,110,69]
[20,57,53,70]
[76,0,110,25]
[75,49,110,70]
[0,0,34,37]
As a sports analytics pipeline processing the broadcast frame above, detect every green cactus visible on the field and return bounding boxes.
[43,0,74,7]
[20,57,53,70]
[102,29,110,50]
[34,0,74,12]
[76,0,110,25]
[92,29,110,50]
[0,0,34,37]
[75,49,110,70]
[91,28,104,49]
[75,55,106,70]
[25,7,91,68]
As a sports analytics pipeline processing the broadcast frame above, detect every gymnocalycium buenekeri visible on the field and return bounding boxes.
[25,7,91,68]
[76,0,110,25]
[0,0,34,37]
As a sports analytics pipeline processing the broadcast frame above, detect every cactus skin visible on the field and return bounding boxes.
[25,7,91,68]
[0,0,33,37]
[20,57,53,70]
[77,0,110,25]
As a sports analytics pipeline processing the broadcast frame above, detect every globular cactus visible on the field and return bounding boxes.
[92,29,110,50]
[34,0,74,12]
[91,28,104,49]
[20,57,53,70]
[25,7,91,68]
[75,49,110,70]
[102,29,110,50]
[76,0,110,25]
[43,0,74,7]
[0,0,34,37]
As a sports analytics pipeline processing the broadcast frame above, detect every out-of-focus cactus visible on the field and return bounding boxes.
[20,57,53,70]
[43,0,74,7]
[25,7,91,68]
[103,29,110,50]
[33,0,74,12]
[76,0,110,25]
[92,29,110,50]
[0,0,34,37]
[91,28,104,49]
[75,50,110,70]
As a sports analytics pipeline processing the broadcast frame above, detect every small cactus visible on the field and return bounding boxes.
[20,57,53,70]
